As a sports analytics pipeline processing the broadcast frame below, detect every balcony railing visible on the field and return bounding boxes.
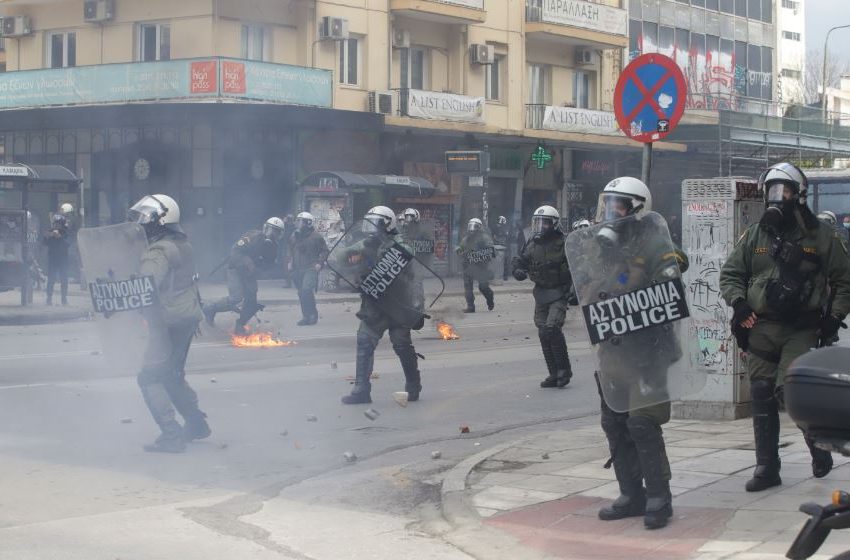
[526,103,547,129]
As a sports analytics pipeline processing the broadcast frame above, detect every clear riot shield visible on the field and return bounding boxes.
[403,220,436,311]
[326,218,444,329]
[564,211,707,413]
[78,223,153,373]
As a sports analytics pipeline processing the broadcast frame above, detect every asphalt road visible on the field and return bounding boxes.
[0,291,603,559]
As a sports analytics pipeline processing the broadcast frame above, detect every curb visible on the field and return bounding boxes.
[438,438,557,560]
[0,286,534,327]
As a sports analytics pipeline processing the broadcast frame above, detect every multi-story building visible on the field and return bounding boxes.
[0,0,667,272]
[775,0,804,104]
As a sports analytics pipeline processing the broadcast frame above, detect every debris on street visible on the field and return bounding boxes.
[306,415,318,422]
[364,408,380,421]
[343,451,357,463]
[393,391,409,407]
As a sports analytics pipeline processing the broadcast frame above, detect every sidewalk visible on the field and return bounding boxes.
[440,417,850,560]
[0,276,531,325]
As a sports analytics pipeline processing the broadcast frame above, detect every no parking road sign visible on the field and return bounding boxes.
[614,54,687,143]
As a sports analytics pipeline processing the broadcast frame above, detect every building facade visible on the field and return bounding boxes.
[0,0,662,274]
[775,0,804,105]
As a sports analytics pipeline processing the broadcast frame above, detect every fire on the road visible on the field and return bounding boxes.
[231,330,296,347]
[436,321,459,340]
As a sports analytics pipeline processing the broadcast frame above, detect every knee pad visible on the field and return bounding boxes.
[626,415,659,442]
[751,378,776,401]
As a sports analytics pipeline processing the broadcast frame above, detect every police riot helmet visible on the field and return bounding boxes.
[468,218,483,232]
[264,217,285,241]
[403,208,420,224]
[596,177,652,224]
[497,215,507,225]
[363,206,397,234]
[817,210,837,227]
[759,162,808,208]
[128,194,182,236]
[531,205,560,235]
[295,212,314,231]
[59,202,74,216]
[575,219,591,229]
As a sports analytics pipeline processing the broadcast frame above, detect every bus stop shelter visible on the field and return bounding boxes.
[0,164,81,305]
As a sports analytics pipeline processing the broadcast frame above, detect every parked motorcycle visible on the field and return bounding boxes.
[785,346,850,560]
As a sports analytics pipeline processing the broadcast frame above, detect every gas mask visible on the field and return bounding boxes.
[844,222,850,230]
[760,182,798,234]
[596,223,621,248]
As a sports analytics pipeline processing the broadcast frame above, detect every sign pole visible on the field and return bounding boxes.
[641,142,653,188]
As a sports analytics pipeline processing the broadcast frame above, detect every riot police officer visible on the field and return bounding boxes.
[128,194,209,453]
[401,208,435,311]
[587,177,688,530]
[338,206,422,405]
[43,213,70,306]
[720,162,850,491]
[512,205,573,388]
[289,212,328,326]
[203,217,284,334]
[457,218,495,313]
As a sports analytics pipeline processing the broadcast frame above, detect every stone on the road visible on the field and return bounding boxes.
[392,391,408,407]
[343,451,357,463]
[364,408,380,421]
[120,418,133,424]
[431,451,442,459]
[306,415,318,422]
[460,425,470,434]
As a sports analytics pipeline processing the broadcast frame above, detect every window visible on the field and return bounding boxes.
[574,71,591,109]
[693,0,705,6]
[782,31,801,42]
[659,26,675,57]
[720,0,733,14]
[629,0,641,18]
[138,23,170,62]
[782,0,798,9]
[629,19,642,59]
[528,63,548,104]
[485,54,504,101]
[706,0,719,10]
[400,47,428,90]
[643,21,658,53]
[782,68,802,80]
[338,37,360,86]
[734,0,747,17]
[47,31,75,68]
[761,0,772,22]
[748,0,760,20]
[241,25,269,61]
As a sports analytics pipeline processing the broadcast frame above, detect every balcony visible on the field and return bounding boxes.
[390,0,486,24]
[0,58,332,110]
[526,104,621,136]
[525,0,628,49]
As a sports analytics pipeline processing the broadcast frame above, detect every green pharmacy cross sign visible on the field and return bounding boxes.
[531,145,553,169]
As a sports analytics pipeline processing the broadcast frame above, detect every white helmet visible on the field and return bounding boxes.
[403,208,420,223]
[531,205,560,235]
[468,218,483,232]
[296,211,314,230]
[59,202,74,216]
[596,177,652,223]
[759,162,808,207]
[264,217,285,240]
[363,205,397,233]
[128,194,181,231]
[497,215,507,225]
[575,219,591,229]
[818,210,837,227]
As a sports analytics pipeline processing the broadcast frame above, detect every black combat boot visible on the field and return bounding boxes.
[550,330,573,388]
[182,411,211,442]
[805,433,833,479]
[144,422,187,453]
[202,305,216,326]
[342,340,373,404]
[599,440,646,520]
[539,330,559,388]
[463,304,475,313]
[746,381,782,492]
[398,347,422,402]
[628,416,673,530]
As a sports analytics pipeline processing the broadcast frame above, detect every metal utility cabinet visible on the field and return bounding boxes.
[675,177,764,420]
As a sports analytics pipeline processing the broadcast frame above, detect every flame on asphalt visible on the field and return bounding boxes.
[436,321,459,340]
[231,329,296,347]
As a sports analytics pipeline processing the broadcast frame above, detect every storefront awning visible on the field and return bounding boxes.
[0,164,81,193]
[300,171,435,197]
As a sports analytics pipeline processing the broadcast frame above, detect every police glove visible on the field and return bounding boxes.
[731,299,755,328]
[819,314,845,346]
[513,268,528,281]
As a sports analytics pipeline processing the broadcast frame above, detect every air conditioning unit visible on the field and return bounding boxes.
[0,16,32,38]
[470,44,494,65]
[575,48,594,65]
[368,90,394,115]
[84,0,115,23]
[318,16,349,41]
[393,29,410,49]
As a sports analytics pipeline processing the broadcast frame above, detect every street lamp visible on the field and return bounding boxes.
[822,24,850,121]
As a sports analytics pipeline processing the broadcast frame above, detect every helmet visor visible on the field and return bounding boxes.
[404,212,417,223]
[596,193,636,223]
[468,221,481,232]
[263,223,283,240]
[765,182,793,205]
[362,215,385,234]
[127,197,163,225]
[531,215,555,235]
